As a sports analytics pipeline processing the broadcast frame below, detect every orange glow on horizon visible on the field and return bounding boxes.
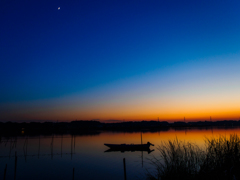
[1,54,240,122]
[1,98,239,122]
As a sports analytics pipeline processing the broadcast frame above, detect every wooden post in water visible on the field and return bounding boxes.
[9,138,12,159]
[123,158,127,180]
[3,164,7,180]
[141,132,143,167]
[71,135,73,160]
[74,135,76,153]
[51,134,54,159]
[14,151,17,180]
[74,135,75,148]
[14,136,17,148]
[23,136,28,162]
[61,135,63,158]
[38,135,40,159]
[72,168,75,180]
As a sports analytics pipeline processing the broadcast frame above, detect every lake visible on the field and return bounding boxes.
[1,127,240,180]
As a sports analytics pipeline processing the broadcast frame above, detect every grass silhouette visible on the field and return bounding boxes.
[148,134,240,180]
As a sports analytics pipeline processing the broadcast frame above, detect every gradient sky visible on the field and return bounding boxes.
[1,0,240,122]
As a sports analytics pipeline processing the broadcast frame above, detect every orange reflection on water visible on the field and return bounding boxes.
[141,128,240,148]
[86,128,240,150]
[47,128,240,156]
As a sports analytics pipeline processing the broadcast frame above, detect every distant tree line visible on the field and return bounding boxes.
[0,120,240,136]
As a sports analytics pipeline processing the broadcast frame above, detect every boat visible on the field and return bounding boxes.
[104,141,154,152]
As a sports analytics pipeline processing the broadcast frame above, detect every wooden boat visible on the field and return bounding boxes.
[104,141,154,151]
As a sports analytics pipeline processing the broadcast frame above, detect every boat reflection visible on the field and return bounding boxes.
[104,148,154,154]
[104,142,154,154]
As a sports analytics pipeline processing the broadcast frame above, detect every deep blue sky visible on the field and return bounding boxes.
[1,0,240,121]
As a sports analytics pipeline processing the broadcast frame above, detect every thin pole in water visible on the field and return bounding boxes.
[14,136,17,148]
[72,168,75,180]
[51,134,54,159]
[61,135,63,158]
[123,158,127,180]
[71,135,73,160]
[74,135,75,149]
[141,132,143,167]
[3,164,7,180]
[14,151,17,180]
[38,135,40,159]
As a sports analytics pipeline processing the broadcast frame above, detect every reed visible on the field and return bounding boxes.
[147,138,204,180]
[199,134,240,180]
[147,134,240,180]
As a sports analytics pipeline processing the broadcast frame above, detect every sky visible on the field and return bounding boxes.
[1,0,240,122]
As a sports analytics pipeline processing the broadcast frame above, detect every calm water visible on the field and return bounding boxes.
[1,127,240,180]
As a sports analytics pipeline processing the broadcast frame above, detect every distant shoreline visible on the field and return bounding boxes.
[1,120,240,136]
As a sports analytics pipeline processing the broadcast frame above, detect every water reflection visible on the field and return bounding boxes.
[104,148,154,154]
[1,127,240,180]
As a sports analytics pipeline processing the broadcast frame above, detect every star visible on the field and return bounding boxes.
[58,7,60,10]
